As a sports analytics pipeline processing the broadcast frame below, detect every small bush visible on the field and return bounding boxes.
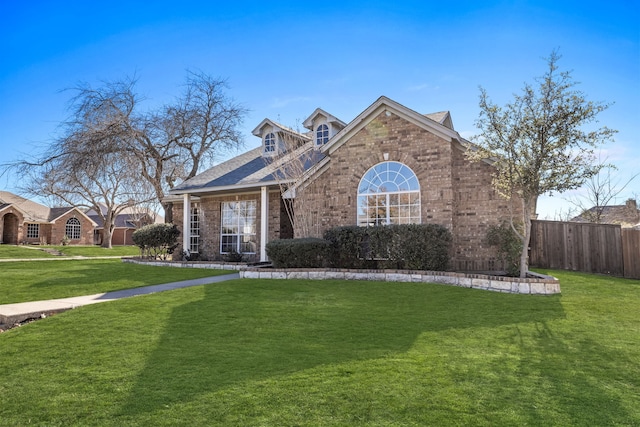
[266,238,330,268]
[132,223,180,260]
[485,221,522,276]
[323,226,369,269]
[222,249,244,263]
[324,224,452,271]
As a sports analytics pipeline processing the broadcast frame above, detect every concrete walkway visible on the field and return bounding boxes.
[0,272,240,327]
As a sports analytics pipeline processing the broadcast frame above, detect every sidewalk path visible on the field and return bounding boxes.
[0,272,240,327]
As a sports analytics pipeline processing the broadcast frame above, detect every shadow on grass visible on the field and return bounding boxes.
[120,279,567,416]
[511,321,636,425]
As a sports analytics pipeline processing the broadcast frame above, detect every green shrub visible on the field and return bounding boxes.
[324,224,452,271]
[132,223,180,260]
[266,238,330,268]
[485,221,522,276]
[323,226,369,269]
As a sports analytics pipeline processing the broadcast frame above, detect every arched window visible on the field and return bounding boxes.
[316,124,329,145]
[264,133,276,153]
[357,161,421,226]
[65,217,81,240]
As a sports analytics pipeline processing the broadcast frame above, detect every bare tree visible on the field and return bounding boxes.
[566,160,639,223]
[264,126,325,238]
[134,72,247,220]
[4,71,247,239]
[15,78,155,248]
[467,50,616,277]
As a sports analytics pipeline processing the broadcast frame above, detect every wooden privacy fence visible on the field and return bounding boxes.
[529,220,640,279]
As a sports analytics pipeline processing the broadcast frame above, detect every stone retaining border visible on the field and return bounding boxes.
[123,258,560,295]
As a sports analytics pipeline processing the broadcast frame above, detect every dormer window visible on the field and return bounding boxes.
[264,133,276,153]
[316,124,329,146]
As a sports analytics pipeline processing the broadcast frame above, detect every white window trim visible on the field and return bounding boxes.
[357,161,421,226]
[264,132,277,155]
[189,202,200,253]
[65,217,81,240]
[315,123,329,146]
[220,200,257,254]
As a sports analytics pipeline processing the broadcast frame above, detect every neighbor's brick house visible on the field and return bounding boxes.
[0,191,96,245]
[168,96,522,271]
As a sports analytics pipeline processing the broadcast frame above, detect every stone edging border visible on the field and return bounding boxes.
[123,258,560,295]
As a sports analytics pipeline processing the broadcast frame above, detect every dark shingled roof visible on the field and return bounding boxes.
[171,144,327,193]
[570,200,640,228]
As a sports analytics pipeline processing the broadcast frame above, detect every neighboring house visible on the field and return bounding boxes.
[0,191,96,245]
[570,199,640,229]
[167,96,522,271]
[86,204,163,246]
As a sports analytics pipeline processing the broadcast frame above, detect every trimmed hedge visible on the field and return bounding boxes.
[266,238,330,268]
[132,223,180,260]
[324,224,452,271]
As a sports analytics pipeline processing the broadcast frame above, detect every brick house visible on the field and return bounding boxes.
[168,96,522,271]
[86,204,163,246]
[0,191,96,245]
[570,198,640,229]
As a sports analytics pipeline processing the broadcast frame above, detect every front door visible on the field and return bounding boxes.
[2,213,19,244]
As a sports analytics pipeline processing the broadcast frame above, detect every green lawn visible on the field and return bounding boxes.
[0,270,638,426]
[0,259,234,304]
[0,245,55,259]
[44,245,142,257]
[0,244,140,259]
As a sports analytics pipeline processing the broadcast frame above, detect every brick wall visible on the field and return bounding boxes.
[296,111,522,271]
[50,211,95,245]
[169,111,523,271]
[172,190,282,261]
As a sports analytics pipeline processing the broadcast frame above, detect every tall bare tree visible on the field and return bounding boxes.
[6,71,247,242]
[16,78,154,248]
[133,72,247,220]
[467,50,616,277]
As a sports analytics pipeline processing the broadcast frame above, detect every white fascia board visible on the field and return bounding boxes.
[169,180,285,196]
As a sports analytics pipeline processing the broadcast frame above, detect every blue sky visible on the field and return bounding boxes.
[1,0,638,218]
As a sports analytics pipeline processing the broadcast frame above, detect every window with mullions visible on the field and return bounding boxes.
[357,161,421,226]
[189,203,200,253]
[316,124,329,145]
[65,217,81,240]
[27,223,39,239]
[264,133,276,153]
[220,200,257,254]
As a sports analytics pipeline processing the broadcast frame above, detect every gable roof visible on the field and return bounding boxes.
[424,111,454,129]
[169,96,476,197]
[570,199,640,228]
[251,118,311,140]
[320,96,462,156]
[0,191,51,222]
[302,108,347,130]
[0,191,98,225]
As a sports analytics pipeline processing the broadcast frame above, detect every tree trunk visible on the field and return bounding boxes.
[520,219,531,278]
[519,198,536,278]
[163,202,173,224]
[101,212,115,249]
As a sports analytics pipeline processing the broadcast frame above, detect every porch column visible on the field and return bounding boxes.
[260,186,269,262]
[182,193,191,253]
